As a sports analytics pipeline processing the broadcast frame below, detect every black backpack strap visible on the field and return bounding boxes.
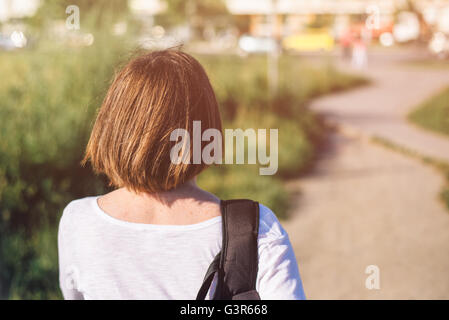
[196,252,221,300]
[196,199,260,300]
[219,199,260,299]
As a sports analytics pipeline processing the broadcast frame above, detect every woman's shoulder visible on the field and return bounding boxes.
[257,203,289,245]
[62,196,97,215]
[59,196,98,228]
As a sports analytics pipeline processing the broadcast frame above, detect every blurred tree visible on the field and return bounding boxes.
[0,0,129,299]
[307,14,334,29]
[405,0,432,42]
[156,0,229,30]
[28,0,130,30]
[233,15,250,35]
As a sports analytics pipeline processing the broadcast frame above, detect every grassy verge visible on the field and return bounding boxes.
[0,39,127,300]
[372,136,449,211]
[196,54,367,217]
[408,86,449,137]
[406,85,449,210]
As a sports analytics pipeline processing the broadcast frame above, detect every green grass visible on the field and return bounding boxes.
[408,86,449,137]
[0,37,128,299]
[372,136,449,211]
[406,86,449,209]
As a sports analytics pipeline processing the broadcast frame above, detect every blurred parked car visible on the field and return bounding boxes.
[282,28,334,52]
[429,32,449,59]
[137,25,191,50]
[0,34,14,50]
[393,12,420,43]
[238,35,278,54]
[0,31,27,50]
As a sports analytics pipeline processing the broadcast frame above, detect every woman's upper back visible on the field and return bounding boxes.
[96,185,222,226]
[62,50,306,299]
[58,195,305,300]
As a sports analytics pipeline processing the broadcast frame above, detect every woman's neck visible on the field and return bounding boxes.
[97,180,221,225]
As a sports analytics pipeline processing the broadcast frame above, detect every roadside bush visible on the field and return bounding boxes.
[0,36,125,299]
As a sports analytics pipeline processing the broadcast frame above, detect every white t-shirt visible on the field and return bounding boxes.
[58,196,305,300]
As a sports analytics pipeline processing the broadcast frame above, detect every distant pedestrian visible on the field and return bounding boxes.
[351,35,367,68]
[340,29,353,61]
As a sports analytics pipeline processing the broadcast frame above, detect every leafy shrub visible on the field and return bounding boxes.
[198,165,289,219]
[0,36,126,299]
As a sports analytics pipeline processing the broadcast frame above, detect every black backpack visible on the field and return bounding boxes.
[196,199,261,300]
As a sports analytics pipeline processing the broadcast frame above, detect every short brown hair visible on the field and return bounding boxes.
[82,50,222,193]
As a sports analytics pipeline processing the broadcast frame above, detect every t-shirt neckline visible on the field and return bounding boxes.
[92,196,222,231]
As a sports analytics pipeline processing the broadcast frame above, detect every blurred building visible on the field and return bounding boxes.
[0,0,40,22]
[226,0,396,37]
[128,0,167,18]
[225,0,449,53]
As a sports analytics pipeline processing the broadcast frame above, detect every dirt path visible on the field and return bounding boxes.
[283,51,449,299]
[313,58,449,162]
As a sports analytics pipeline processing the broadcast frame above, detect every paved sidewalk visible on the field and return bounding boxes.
[283,52,449,299]
[312,58,449,162]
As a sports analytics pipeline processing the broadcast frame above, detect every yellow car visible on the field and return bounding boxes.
[283,29,334,52]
